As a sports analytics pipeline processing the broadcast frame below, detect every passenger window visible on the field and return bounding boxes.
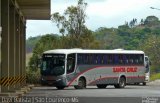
[67,54,75,74]
[77,54,82,64]
[108,54,113,64]
[89,54,94,64]
[102,54,107,64]
[114,54,119,64]
[138,55,144,65]
[119,55,124,64]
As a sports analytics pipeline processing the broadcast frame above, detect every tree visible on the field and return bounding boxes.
[144,16,159,26]
[51,0,99,48]
[51,0,87,38]
[140,19,144,25]
[28,34,61,69]
[139,35,160,73]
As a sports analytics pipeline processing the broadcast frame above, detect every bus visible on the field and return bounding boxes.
[40,49,146,89]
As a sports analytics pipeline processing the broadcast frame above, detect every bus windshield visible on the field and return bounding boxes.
[41,54,65,76]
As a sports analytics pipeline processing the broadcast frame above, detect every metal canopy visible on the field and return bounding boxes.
[17,0,51,20]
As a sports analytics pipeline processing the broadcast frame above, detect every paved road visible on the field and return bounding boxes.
[25,85,160,97]
[21,85,160,103]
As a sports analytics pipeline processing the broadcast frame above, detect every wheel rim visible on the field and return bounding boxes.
[79,79,85,88]
[120,78,125,87]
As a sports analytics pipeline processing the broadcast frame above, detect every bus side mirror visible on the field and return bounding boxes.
[149,61,151,66]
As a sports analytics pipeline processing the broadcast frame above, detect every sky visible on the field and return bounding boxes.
[26,0,160,39]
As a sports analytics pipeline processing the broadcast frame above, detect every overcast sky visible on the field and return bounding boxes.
[26,0,160,39]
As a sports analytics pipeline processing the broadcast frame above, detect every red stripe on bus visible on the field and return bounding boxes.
[88,76,145,85]
[67,65,144,86]
[127,76,145,78]
[88,76,118,85]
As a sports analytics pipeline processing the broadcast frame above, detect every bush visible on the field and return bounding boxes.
[150,73,160,81]
[26,67,41,84]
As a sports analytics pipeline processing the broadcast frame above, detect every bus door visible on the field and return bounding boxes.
[66,53,76,85]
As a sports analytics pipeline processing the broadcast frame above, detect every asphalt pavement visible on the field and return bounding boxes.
[20,84,160,103]
[1,83,160,103]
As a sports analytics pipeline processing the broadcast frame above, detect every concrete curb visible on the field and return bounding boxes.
[148,79,160,86]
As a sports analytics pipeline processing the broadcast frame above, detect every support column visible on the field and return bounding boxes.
[15,12,20,89]
[9,1,15,91]
[20,19,22,86]
[0,0,2,93]
[23,24,26,85]
[1,0,9,92]
[20,21,26,86]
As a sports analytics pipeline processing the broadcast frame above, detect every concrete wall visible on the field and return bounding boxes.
[0,0,26,92]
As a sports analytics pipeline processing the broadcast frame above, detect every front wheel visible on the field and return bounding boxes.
[97,84,107,89]
[74,78,86,89]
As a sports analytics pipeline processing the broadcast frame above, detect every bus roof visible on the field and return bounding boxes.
[43,49,144,55]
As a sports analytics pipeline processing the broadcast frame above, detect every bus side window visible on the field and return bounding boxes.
[124,55,129,65]
[119,54,123,65]
[67,54,75,74]
[134,55,139,64]
[88,54,92,64]
[138,54,144,65]
[114,54,119,65]
[129,55,134,65]
[103,54,107,64]
[94,54,98,64]
[126,54,130,65]
[85,54,89,64]
[108,54,113,64]
[77,54,82,64]
[97,54,100,64]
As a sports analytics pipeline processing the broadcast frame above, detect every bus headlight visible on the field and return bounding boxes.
[56,79,62,82]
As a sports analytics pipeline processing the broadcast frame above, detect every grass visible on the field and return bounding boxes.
[150,73,160,81]
[26,53,32,66]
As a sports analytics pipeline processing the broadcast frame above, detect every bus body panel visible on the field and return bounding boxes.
[40,49,146,88]
[66,65,145,86]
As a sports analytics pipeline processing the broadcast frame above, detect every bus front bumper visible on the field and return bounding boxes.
[41,76,67,86]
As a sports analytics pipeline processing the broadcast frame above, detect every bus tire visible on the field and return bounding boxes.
[97,84,107,89]
[74,77,86,89]
[114,77,126,88]
[56,86,65,90]
[114,84,119,88]
[143,82,146,86]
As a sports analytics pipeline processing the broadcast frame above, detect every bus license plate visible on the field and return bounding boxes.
[47,76,54,80]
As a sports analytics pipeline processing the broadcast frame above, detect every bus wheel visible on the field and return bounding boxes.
[56,86,65,90]
[143,82,146,86]
[97,84,107,89]
[114,77,126,88]
[114,84,119,88]
[74,78,86,89]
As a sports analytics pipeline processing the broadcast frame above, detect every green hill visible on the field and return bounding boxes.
[26,15,160,74]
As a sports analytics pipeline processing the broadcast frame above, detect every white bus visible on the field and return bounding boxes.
[40,49,146,89]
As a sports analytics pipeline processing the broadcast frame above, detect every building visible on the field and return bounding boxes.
[0,0,51,93]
